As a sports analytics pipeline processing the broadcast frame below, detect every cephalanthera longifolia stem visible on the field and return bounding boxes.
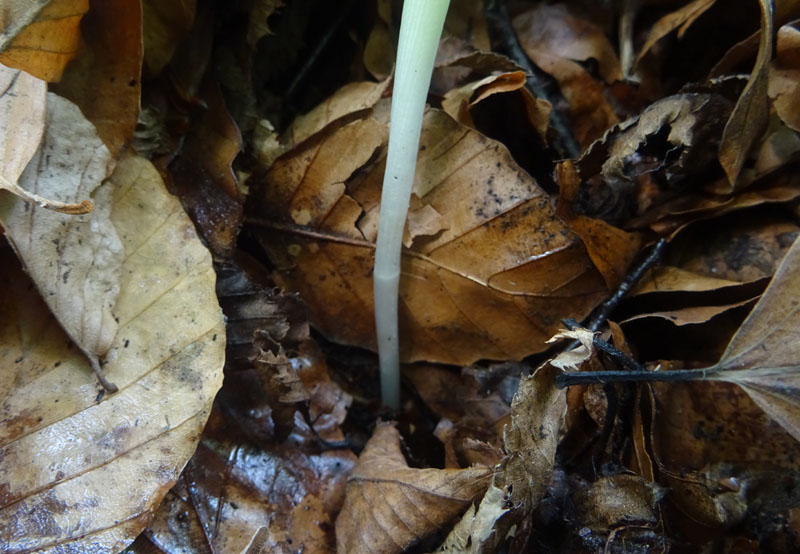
[374,0,451,409]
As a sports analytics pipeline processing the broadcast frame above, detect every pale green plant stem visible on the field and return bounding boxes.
[374,0,450,409]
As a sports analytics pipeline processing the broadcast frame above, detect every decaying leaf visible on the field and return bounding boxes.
[336,422,491,554]
[253,102,614,366]
[0,90,117,384]
[0,0,88,82]
[141,0,196,76]
[433,366,566,553]
[0,154,225,551]
[769,23,800,132]
[635,0,718,67]
[718,0,773,189]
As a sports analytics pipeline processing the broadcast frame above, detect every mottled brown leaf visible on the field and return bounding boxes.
[254,105,611,366]
[336,422,491,554]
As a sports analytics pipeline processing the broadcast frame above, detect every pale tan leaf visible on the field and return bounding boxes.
[0,154,224,551]
[547,328,596,371]
[0,91,117,383]
[335,422,491,554]
[254,107,612,366]
[769,24,800,132]
[0,0,88,82]
[718,0,774,189]
[0,65,92,214]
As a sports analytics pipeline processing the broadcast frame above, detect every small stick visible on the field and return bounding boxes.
[556,367,716,389]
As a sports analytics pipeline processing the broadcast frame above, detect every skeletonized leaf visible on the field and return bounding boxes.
[0,154,225,551]
[718,0,773,189]
[0,91,117,382]
[0,0,89,82]
[707,234,800,441]
[336,422,491,554]
[254,107,612,366]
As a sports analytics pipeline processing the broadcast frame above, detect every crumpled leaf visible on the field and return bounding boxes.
[547,328,596,371]
[335,422,491,554]
[52,0,143,156]
[703,234,800,441]
[0,90,118,383]
[432,366,565,553]
[0,65,91,214]
[718,0,773,189]
[0,154,225,552]
[253,105,613,366]
[0,0,88,82]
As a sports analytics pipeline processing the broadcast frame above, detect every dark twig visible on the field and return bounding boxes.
[483,0,581,159]
[556,367,716,389]
[584,238,668,333]
[562,318,644,373]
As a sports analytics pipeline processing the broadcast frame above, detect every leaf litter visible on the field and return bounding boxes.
[3,0,800,552]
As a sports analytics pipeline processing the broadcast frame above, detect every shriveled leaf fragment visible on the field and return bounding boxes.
[0,0,88,82]
[433,366,565,553]
[547,328,596,371]
[336,422,491,554]
[254,106,610,366]
[0,91,117,383]
[53,0,143,156]
[0,154,225,552]
[718,0,773,189]
[704,234,800,441]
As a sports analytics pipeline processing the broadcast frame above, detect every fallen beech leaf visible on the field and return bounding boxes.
[434,366,565,553]
[0,65,90,214]
[52,0,143,156]
[574,474,664,531]
[0,91,117,383]
[0,154,225,551]
[0,0,88,82]
[718,0,773,189]
[704,234,800,441]
[254,107,610,366]
[635,0,717,67]
[335,422,491,554]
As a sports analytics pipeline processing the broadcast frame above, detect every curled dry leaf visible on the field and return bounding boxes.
[0,90,117,383]
[253,105,611,366]
[336,422,491,554]
[0,0,88,82]
[0,154,225,552]
[718,0,773,189]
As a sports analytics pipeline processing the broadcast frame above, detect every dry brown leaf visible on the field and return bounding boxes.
[141,0,196,76]
[254,106,611,366]
[0,91,118,383]
[704,234,800,441]
[635,0,717,67]
[769,24,800,132]
[0,154,225,551]
[433,366,566,553]
[335,422,491,554]
[0,0,88,82]
[52,0,143,156]
[718,0,774,189]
